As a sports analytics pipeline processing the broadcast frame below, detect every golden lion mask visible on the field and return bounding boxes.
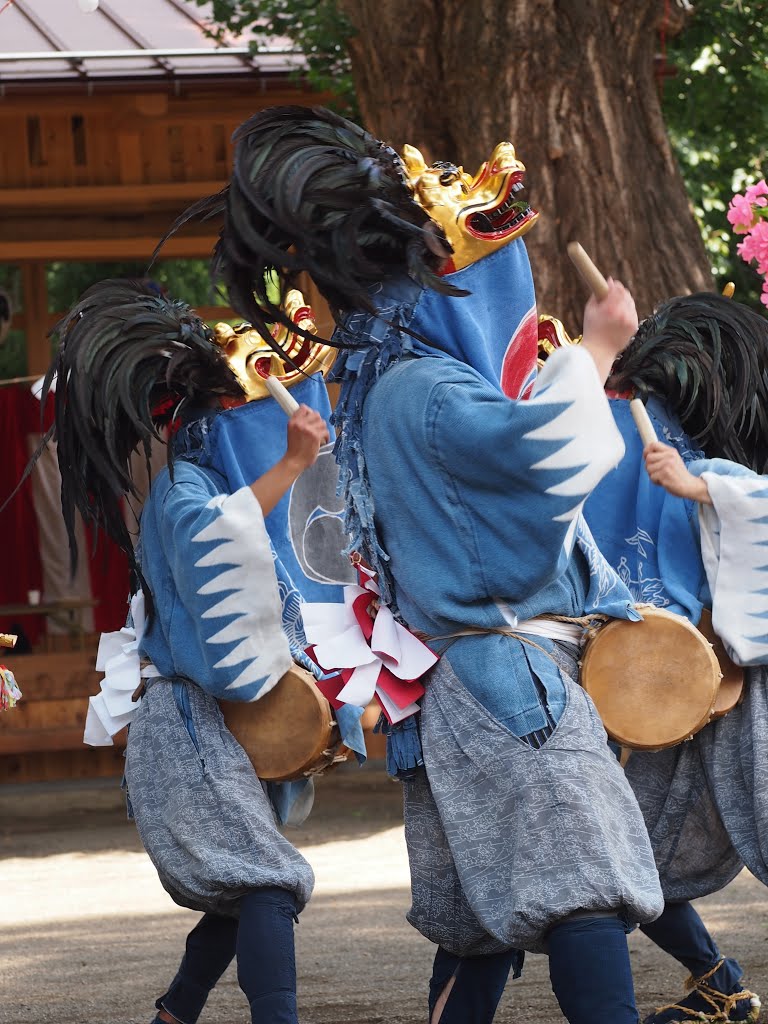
[401,142,538,273]
[213,289,335,403]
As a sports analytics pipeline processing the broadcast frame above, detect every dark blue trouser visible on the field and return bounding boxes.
[430,916,638,1024]
[639,900,748,1023]
[641,900,721,976]
[153,887,299,1024]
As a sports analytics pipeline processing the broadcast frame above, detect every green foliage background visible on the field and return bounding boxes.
[205,0,357,114]
[0,261,227,378]
[661,0,768,303]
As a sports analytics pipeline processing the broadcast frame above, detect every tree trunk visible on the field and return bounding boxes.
[338,0,713,332]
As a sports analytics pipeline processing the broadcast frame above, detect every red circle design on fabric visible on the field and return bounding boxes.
[500,306,539,399]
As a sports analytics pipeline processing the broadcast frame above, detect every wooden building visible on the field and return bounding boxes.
[0,0,323,374]
[0,0,352,784]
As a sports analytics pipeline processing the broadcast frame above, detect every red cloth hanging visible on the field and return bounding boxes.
[0,383,129,644]
[0,385,44,643]
[84,519,130,633]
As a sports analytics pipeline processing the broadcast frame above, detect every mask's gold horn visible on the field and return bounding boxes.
[213,323,237,347]
[401,144,428,179]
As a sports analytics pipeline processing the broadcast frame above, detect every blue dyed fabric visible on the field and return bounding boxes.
[139,464,287,700]
[331,244,639,737]
[331,242,539,607]
[137,381,366,821]
[585,396,765,642]
[328,239,665,954]
[585,395,768,901]
[584,397,710,622]
[356,346,638,736]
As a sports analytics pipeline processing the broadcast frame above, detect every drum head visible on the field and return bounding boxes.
[581,607,721,750]
[220,666,338,781]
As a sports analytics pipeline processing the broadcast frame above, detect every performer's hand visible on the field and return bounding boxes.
[285,404,330,472]
[250,406,329,515]
[581,279,638,383]
[643,441,712,504]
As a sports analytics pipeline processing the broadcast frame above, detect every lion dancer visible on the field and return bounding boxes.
[27,279,363,1024]
[179,105,667,1024]
[582,291,768,1024]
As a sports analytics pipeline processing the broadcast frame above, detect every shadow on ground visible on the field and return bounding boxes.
[2,771,768,1023]
[0,761,404,859]
[4,882,768,1024]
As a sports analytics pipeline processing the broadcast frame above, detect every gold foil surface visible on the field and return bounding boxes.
[401,142,539,272]
[213,289,336,403]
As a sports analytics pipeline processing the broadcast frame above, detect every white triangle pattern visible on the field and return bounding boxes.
[525,347,626,524]
[700,471,768,666]
[190,487,292,696]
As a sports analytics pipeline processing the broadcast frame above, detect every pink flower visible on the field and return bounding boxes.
[745,180,768,208]
[727,193,758,233]
[737,220,768,275]
[761,285,768,309]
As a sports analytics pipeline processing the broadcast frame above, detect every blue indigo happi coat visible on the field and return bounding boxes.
[585,397,768,899]
[135,377,364,828]
[331,243,664,954]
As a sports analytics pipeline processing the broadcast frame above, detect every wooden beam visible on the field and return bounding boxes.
[10,311,57,332]
[21,261,50,375]
[196,305,238,322]
[117,131,144,186]
[0,181,219,209]
[0,235,220,261]
[0,87,319,119]
[0,728,91,755]
[0,652,101,699]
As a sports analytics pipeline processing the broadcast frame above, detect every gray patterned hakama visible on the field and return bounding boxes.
[404,651,664,956]
[124,678,315,917]
[626,665,768,901]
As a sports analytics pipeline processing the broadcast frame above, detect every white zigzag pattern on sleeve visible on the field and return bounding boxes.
[524,347,625,524]
[190,489,291,695]
[702,474,768,665]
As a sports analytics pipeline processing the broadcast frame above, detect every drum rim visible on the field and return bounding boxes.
[581,607,721,751]
[220,664,340,781]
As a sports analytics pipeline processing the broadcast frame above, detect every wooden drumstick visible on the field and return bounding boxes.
[255,353,300,417]
[567,242,658,449]
[263,375,300,416]
[630,398,658,446]
[567,241,610,301]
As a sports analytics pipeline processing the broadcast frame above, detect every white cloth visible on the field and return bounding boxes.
[302,569,438,724]
[83,591,160,746]
[699,471,768,667]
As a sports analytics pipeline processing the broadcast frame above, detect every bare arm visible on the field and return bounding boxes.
[643,441,712,504]
[250,404,330,516]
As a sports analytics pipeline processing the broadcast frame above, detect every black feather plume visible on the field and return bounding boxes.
[159,106,462,352]
[609,293,768,472]
[41,279,244,593]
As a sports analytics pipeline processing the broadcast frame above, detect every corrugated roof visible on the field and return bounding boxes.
[0,0,303,84]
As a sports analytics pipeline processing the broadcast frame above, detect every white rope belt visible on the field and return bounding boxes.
[425,614,586,647]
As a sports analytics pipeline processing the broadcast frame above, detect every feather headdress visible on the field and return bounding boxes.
[609,292,768,473]
[160,105,460,350]
[35,279,244,593]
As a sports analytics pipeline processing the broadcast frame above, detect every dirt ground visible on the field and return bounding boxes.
[1,763,767,1024]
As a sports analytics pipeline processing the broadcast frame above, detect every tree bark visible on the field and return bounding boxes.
[338,0,712,331]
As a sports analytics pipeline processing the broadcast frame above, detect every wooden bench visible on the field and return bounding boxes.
[0,651,126,782]
[0,652,386,782]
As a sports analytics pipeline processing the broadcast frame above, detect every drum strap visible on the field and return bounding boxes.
[425,614,596,645]
[419,614,604,660]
